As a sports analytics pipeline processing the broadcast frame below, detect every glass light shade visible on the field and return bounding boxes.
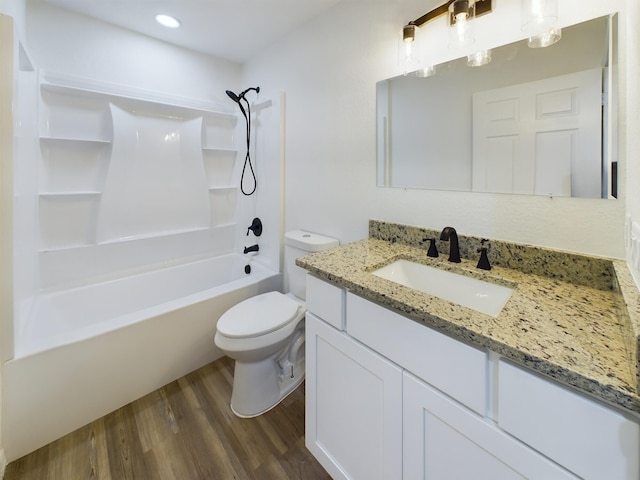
[521,0,558,35]
[416,65,436,78]
[528,27,562,48]
[467,49,492,67]
[399,25,421,74]
[448,0,476,48]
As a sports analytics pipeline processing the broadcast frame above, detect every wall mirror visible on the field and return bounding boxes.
[376,15,617,199]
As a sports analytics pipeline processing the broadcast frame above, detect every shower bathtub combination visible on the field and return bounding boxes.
[4,71,283,461]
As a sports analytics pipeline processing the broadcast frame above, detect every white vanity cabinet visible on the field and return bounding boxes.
[304,275,640,480]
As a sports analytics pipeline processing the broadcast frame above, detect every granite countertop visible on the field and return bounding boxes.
[297,222,640,416]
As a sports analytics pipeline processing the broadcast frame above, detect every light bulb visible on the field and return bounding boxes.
[456,14,468,42]
[404,40,414,63]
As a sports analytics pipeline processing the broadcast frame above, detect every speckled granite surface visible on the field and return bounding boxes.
[297,221,640,415]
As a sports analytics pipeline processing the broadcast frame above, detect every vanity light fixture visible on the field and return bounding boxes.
[403,0,492,32]
[400,0,493,72]
[521,0,561,48]
[155,13,181,29]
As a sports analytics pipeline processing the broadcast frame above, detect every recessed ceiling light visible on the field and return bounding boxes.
[155,14,181,28]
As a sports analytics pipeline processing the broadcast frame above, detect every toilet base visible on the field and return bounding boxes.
[230,353,305,418]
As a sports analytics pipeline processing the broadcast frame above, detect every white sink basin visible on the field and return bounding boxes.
[372,259,513,317]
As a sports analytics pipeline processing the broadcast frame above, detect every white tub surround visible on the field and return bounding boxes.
[35,72,241,291]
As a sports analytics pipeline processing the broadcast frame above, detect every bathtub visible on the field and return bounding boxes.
[2,254,281,461]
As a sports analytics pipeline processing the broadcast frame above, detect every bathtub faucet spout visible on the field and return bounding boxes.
[243,244,259,254]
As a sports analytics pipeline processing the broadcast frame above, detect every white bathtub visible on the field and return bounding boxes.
[2,254,281,461]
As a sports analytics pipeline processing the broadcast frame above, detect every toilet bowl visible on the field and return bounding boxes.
[214,230,339,418]
[214,291,306,417]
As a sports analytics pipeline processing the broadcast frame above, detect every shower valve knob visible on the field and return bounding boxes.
[246,217,263,237]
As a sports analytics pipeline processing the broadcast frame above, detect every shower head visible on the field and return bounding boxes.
[226,90,241,102]
[226,87,260,103]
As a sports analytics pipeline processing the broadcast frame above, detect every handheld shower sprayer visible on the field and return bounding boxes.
[226,86,261,195]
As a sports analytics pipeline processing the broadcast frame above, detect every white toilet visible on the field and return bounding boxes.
[214,230,339,418]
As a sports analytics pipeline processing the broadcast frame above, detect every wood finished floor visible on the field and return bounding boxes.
[5,356,330,480]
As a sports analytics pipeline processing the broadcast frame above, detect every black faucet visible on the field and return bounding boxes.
[243,244,259,254]
[439,226,461,263]
[477,239,491,270]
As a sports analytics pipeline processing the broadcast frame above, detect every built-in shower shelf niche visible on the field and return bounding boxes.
[39,85,112,142]
[209,186,238,227]
[39,194,100,251]
[39,137,111,194]
[39,191,102,197]
[39,136,111,145]
[202,113,238,151]
[38,134,111,145]
[203,148,238,188]
[35,72,243,288]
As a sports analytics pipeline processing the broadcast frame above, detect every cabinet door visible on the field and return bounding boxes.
[306,313,403,480]
[403,372,577,480]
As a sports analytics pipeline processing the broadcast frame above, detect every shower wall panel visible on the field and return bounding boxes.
[36,72,241,289]
[97,105,209,243]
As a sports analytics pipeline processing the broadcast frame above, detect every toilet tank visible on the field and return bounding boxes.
[284,230,339,300]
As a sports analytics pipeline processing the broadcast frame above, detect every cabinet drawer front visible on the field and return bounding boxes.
[498,360,640,480]
[346,292,487,415]
[306,274,344,329]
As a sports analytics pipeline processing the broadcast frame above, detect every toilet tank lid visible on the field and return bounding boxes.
[285,230,339,252]
[217,291,303,338]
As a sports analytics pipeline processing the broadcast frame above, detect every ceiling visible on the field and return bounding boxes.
[41,0,344,63]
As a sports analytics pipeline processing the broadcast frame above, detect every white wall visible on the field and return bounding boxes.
[243,0,634,259]
[26,1,241,106]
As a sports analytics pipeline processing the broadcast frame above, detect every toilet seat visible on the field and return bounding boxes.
[217,291,302,339]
